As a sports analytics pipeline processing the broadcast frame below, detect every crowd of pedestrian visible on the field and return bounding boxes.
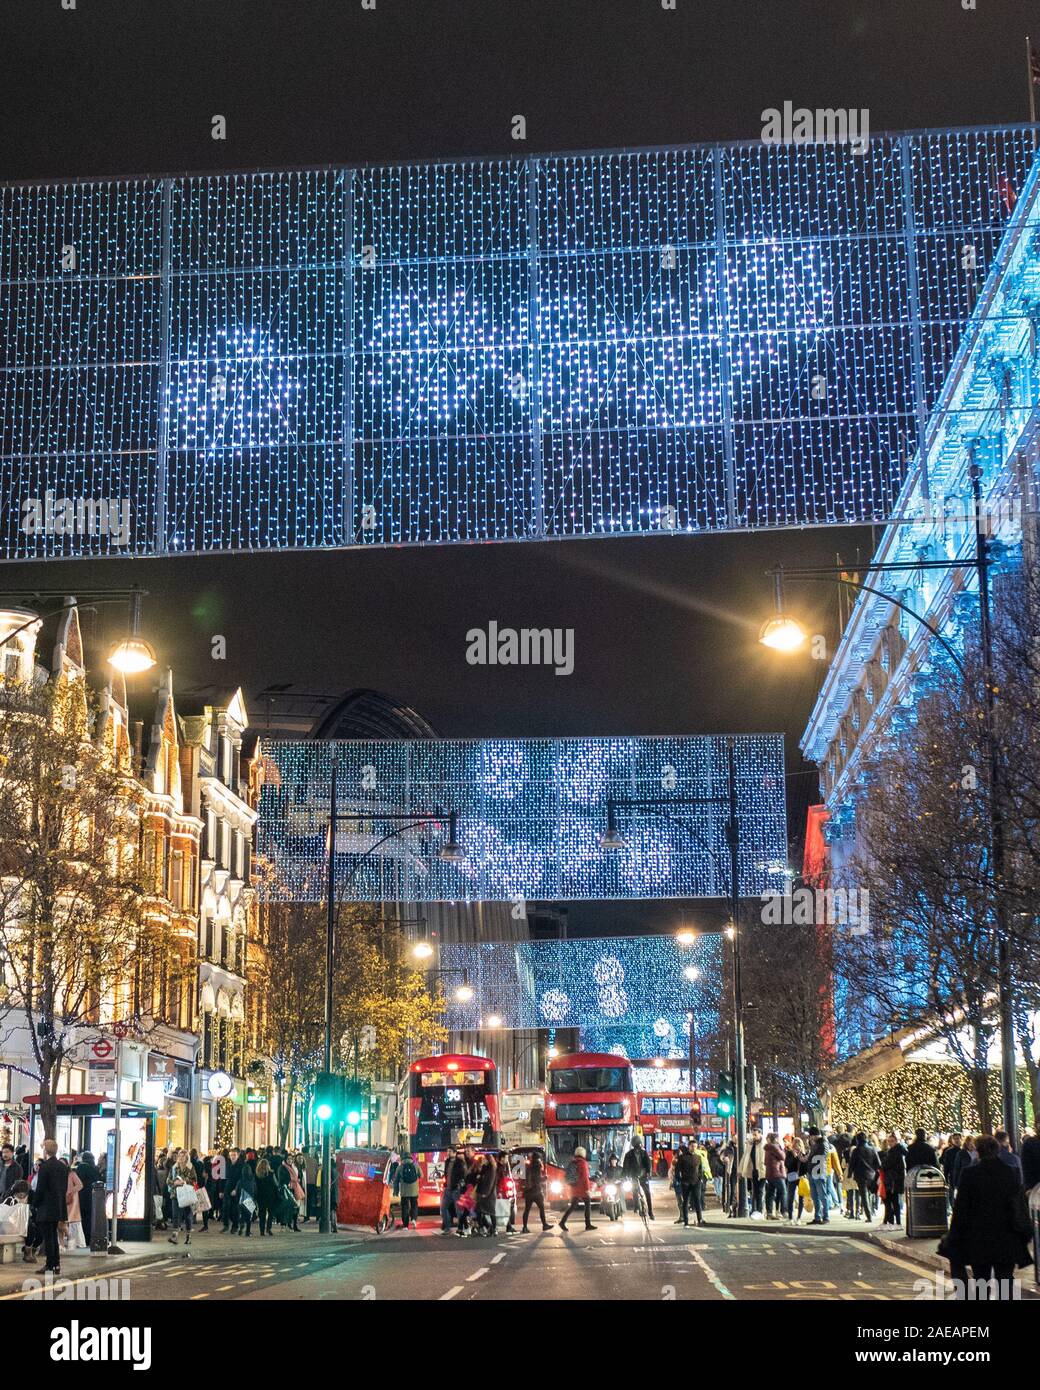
[152,1143,332,1244]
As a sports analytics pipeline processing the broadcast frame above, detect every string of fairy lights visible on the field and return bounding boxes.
[438,934,723,1053]
[0,127,1035,557]
[256,734,787,903]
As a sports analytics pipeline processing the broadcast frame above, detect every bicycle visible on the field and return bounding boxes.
[624,1177,651,1235]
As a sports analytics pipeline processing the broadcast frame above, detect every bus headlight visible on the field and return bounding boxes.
[550,1180,563,1195]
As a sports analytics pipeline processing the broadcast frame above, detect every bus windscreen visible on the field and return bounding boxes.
[412,1070,491,1150]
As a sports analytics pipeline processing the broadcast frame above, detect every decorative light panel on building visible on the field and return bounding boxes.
[2,128,1034,558]
[438,934,722,1044]
[256,735,786,903]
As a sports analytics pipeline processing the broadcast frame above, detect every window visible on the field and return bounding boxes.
[548,1066,632,1094]
[4,652,19,680]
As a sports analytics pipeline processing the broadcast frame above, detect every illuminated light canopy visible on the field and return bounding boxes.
[1,128,1037,560]
[256,735,787,903]
[440,934,722,1050]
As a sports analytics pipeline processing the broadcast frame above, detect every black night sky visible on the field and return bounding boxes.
[1,0,1034,932]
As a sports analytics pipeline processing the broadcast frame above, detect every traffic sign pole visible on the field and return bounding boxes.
[109,1038,124,1253]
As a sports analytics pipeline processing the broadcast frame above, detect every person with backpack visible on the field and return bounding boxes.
[394,1150,421,1229]
[558,1146,596,1232]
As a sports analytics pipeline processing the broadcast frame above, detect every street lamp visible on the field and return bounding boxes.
[411,939,434,962]
[0,588,156,675]
[486,1013,504,1029]
[108,588,157,674]
[675,926,697,945]
[758,570,808,652]
[682,965,701,983]
[321,761,466,1232]
[764,458,1021,1148]
[597,800,627,850]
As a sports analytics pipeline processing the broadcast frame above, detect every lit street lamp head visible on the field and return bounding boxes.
[758,614,808,653]
[108,634,158,674]
[412,940,434,961]
[454,982,475,1004]
[108,588,156,674]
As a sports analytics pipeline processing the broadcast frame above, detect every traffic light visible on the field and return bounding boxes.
[343,1082,365,1129]
[690,1099,702,1126]
[313,1071,343,1124]
[716,1070,735,1118]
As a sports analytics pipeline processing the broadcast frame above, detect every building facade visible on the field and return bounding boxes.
[179,690,259,1151]
[800,150,1040,1106]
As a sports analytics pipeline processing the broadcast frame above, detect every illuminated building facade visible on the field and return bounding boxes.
[801,150,1040,1105]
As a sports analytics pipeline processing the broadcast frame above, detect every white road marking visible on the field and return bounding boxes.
[687,1245,736,1300]
[466,1267,489,1281]
[190,1292,209,1300]
[491,1252,507,1264]
[439,1284,464,1300]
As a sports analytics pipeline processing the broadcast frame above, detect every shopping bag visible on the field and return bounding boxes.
[152,1195,164,1223]
[195,1187,212,1213]
[239,1193,257,1217]
[175,1183,197,1209]
[0,1197,30,1238]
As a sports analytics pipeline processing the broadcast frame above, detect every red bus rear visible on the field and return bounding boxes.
[637,1090,727,1174]
[407,1054,500,1210]
[543,1052,636,1206]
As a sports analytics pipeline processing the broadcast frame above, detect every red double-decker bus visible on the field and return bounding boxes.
[543,1052,636,1207]
[637,1090,727,1172]
[407,1053,500,1210]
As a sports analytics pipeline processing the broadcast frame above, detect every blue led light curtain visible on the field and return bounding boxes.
[3,126,1033,559]
[257,735,786,903]
[439,935,722,1047]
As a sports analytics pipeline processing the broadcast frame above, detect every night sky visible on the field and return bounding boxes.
[1,0,1033,931]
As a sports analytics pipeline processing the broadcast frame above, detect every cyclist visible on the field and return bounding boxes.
[622,1136,654,1220]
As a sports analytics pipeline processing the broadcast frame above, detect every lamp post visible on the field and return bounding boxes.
[599,738,748,1215]
[764,464,1020,1147]
[0,587,157,674]
[321,761,465,1233]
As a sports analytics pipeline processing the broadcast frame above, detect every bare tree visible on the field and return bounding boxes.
[0,677,170,1140]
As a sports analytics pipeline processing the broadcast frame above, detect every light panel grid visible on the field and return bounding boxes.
[257,734,787,903]
[439,934,722,1045]
[2,126,1036,559]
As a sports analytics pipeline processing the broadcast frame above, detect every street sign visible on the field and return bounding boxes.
[90,1038,115,1061]
[87,1062,116,1094]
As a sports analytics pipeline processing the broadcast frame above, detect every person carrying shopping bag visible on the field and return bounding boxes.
[167,1149,198,1246]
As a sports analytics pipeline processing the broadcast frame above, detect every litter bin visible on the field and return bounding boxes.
[1030,1185,1040,1286]
[905,1164,948,1240]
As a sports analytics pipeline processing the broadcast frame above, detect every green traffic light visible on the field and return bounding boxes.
[346,1109,362,1126]
[315,1102,332,1121]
